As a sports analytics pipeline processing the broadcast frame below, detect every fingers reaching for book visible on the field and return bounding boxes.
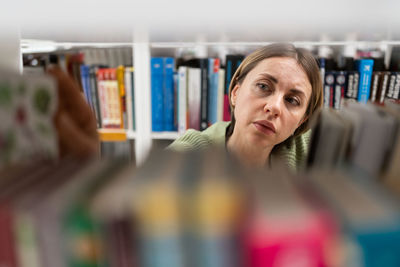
[47,66,99,158]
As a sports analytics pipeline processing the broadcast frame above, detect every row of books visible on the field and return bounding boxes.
[80,65,135,131]
[23,50,400,135]
[154,54,400,133]
[23,50,136,132]
[151,55,243,132]
[1,144,399,267]
[307,100,400,184]
[320,56,400,110]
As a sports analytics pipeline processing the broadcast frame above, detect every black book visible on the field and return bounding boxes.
[199,58,209,131]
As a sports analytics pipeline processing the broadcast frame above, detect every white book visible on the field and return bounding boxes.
[125,67,134,132]
[188,67,201,130]
[178,66,188,133]
[217,69,225,122]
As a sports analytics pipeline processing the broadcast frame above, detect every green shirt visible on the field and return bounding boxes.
[167,121,311,172]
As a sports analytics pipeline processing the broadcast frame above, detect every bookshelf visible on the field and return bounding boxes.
[17,39,400,165]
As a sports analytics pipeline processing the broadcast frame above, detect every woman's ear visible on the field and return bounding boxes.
[230,84,240,106]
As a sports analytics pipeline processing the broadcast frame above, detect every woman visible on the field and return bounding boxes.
[50,43,322,171]
[168,43,323,171]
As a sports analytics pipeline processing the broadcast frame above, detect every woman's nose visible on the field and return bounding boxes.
[263,96,282,118]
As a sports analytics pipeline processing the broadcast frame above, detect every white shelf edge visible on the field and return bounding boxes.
[152,131,182,140]
[21,39,400,54]
[126,130,136,139]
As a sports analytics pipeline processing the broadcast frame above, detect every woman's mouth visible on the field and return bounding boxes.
[253,121,276,135]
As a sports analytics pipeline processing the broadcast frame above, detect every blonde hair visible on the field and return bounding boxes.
[226,43,323,140]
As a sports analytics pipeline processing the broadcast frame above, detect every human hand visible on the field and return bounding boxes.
[47,66,99,158]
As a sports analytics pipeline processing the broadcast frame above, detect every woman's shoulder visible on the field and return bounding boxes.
[167,121,230,152]
[272,130,312,171]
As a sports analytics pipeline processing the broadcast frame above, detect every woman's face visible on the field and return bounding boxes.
[230,57,312,148]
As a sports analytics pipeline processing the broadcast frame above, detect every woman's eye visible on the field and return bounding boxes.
[286,97,300,106]
[256,83,270,91]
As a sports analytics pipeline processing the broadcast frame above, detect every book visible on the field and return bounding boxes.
[377,71,391,104]
[97,69,122,128]
[187,67,201,130]
[124,67,135,132]
[392,72,400,100]
[89,65,103,128]
[223,55,244,121]
[177,66,188,134]
[80,65,94,110]
[199,58,209,131]
[370,71,382,102]
[324,71,335,108]
[117,65,126,129]
[208,58,220,126]
[333,71,346,109]
[356,59,374,103]
[164,58,176,131]
[346,102,397,178]
[151,58,165,132]
[217,69,225,122]
[308,169,400,267]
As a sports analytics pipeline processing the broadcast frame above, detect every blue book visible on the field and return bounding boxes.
[356,59,374,103]
[207,58,220,125]
[151,57,164,131]
[163,57,176,131]
[79,65,93,109]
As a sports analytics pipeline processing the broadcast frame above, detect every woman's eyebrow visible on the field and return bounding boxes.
[289,88,306,98]
[259,73,278,84]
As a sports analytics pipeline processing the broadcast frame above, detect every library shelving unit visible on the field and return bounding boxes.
[16,38,400,164]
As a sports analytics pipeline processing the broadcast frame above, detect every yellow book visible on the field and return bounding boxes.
[117,65,126,129]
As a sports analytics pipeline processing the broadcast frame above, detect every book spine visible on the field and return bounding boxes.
[124,67,134,132]
[356,59,374,103]
[89,66,102,128]
[163,58,176,131]
[352,72,360,99]
[386,72,396,99]
[334,71,346,109]
[324,72,335,108]
[178,66,188,134]
[108,69,122,128]
[223,59,233,121]
[378,71,390,104]
[188,68,201,130]
[117,66,126,129]
[217,69,225,122]
[80,65,93,108]
[97,69,110,127]
[173,72,179,131]
[370,71,381,102]
[131,68,136,130]
[199,58,209,131]
[319,58,326,89]
[0,204,18,267]
[151,57,165,132]
[393,72,400,99]
[345,71,354,99]
[208,58,220,126]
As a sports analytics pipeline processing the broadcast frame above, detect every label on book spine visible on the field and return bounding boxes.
[356,59,374,103]
[334,71,346,109]
[324,72,335,108]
